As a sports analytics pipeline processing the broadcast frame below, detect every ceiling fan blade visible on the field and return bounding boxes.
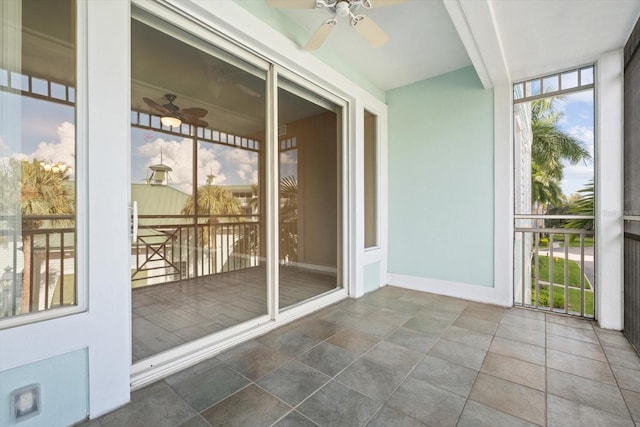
[303,19,337,51]
[363,0,413,8]
[143,97,172,115]
[266,0,318,9]
[351,15,388,48]
[180,107,208,118]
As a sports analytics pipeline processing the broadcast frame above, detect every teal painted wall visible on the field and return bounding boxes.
[387,66,495,286]
[233,0,385,101]
[363,262,381,293]
[0,348,88,426]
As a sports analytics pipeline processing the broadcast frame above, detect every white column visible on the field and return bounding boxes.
[494,83,514,306]
[86,0,132,416]
[596,49,624,330]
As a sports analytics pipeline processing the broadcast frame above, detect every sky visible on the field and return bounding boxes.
[0,94,75,172]
[1,94,280,195]
[130,126,299,194]
[553,89,594,197]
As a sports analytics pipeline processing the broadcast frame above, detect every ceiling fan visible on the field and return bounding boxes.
[143,94,209,128]
[266,0,412,50]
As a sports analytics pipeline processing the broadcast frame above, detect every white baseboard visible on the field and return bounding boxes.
[387,273,511,307]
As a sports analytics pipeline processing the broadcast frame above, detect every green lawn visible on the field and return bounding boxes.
[51,274,76,306]
[535,255,590,289]
[538,235,594,248]
[553,235,594,248]
[530,284,594,316]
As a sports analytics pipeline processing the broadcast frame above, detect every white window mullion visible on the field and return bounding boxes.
[267,64,279,320]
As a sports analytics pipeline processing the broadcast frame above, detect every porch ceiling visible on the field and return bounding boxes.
[240,0,640,91]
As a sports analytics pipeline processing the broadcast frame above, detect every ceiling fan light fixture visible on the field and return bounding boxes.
[160,116,182,128]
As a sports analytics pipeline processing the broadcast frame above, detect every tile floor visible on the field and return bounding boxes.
[132,266,336,361]
[86,286,640,426]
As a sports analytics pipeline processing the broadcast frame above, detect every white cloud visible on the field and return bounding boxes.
[280,151,297,165]
[567,125,594,146]
[138,138,225,193]
[237,163,255,182]
[566,90,594,105]
[553,89,593,116]
[30,122,76,170]
[562,165,594,196]
[0,122,76,175]
[216,146,259,185]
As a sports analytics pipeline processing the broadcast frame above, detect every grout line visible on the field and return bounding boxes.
[545,311,549,427]
[592,324,637,421]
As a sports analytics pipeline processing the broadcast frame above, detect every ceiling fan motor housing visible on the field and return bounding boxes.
[336,1,351,17]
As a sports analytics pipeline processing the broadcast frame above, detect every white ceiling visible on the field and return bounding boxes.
[491,0,640,82]
[264,0,640,91]
[276,0,471,91]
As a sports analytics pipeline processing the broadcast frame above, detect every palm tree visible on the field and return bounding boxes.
[0,159,74,314]
[279,175,298,222]
[182,183,242,271]
[530,98,591,212]
[279,175,298,263]
[565,180,594,230]
[182,185,241,219]
[531,163,565,213]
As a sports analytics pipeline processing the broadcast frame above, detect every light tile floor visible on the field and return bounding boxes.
[84,286,640,427]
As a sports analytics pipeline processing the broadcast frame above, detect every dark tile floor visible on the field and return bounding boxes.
[87,286,640,426]
[132,266,337,361]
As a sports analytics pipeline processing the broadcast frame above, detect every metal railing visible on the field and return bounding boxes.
[132,214,262,286]
[1,212,296,315]
[0,215,76,318]
[514,216,595,318]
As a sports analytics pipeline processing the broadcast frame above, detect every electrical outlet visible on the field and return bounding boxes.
[10,384,41,423]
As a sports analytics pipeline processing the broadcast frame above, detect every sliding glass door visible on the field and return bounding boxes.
[277,78,343,309]
[129,14,346,363]
[130,19,268,361]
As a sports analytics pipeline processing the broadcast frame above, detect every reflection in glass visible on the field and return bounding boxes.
[130,19,266,361]
[364,110,377,248]
[278,79,342,309]
[0,0,77,319]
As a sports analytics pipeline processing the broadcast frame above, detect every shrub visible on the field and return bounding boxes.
[533,288,564,309]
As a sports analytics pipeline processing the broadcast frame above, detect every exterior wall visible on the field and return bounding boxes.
[386,66,495,291]
[363,261,381,294]
[513,101,533,305]
[0,349,88,426]
[0,1,132,423]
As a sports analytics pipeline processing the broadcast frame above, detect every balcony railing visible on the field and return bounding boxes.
[0,214,76,318]
[132,214,262,287]
[514,219,595,318]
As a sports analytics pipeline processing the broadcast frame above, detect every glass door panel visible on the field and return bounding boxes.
[277,78,342,309]
[0,0,78,322]
[130,19,267,361]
